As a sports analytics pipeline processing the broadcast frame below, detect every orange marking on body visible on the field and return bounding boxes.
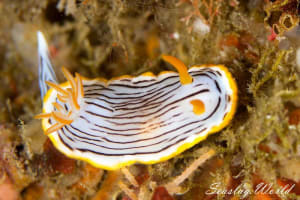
[190,99,205,115]
[161,55,193,85]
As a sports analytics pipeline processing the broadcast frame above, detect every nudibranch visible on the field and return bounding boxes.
[36,32,237,170]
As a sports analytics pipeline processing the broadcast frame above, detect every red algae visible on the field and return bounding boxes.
[152,186,174,200]
[288,108,300,125]
[43,139,76,175]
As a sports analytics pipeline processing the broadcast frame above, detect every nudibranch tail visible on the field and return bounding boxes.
[37,31,58,100]
[37,31,237,170]
[161,54,193,85]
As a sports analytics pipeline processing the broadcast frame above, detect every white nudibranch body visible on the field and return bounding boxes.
[36,33,238,170]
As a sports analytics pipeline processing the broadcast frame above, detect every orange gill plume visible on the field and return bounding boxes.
[35,67,84,135]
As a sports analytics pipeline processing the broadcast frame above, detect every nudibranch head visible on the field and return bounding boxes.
[36,33,237,170]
